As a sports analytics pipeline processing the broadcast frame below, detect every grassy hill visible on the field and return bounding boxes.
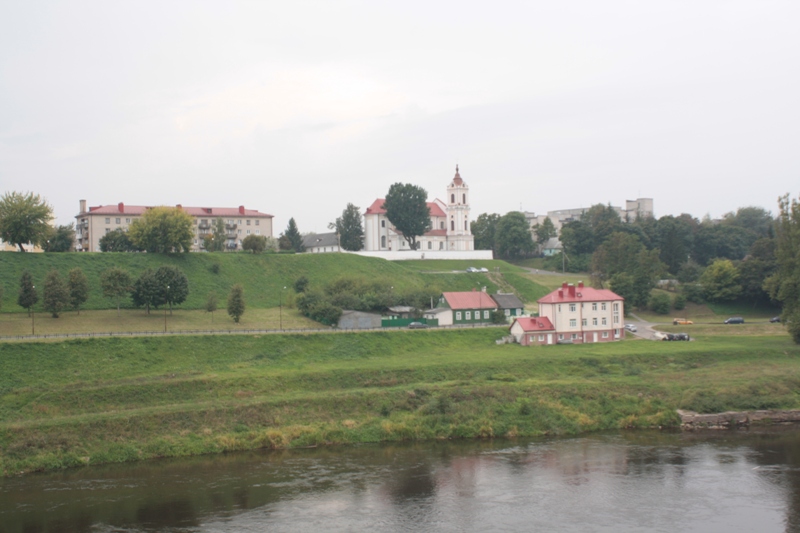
[0,253,547,313]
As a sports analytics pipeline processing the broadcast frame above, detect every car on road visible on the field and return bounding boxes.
[770,316,781,323]
[407,322,428,329]
[478,267,489,273]
[724,317,745,324]
[624,324,637,333]
[673,318,693,325]
[466,267,479,273]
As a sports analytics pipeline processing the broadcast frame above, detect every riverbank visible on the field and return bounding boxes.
[2,329,799,476]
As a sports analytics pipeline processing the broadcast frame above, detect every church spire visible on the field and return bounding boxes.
[453,164,463,185]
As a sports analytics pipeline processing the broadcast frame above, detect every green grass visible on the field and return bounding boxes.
[2,328,800,475]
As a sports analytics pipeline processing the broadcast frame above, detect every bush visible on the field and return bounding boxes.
[673,293,687,311]
[682,283,705,304]
[490,310,508,324]
[648,292,671,314]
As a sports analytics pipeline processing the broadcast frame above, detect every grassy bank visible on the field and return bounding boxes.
[2,329,799,475]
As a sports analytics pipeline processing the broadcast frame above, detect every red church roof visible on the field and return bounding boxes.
[365,198,446,218]
[538,282,623,304]
[442,291,498,310]
[511,317,555,332]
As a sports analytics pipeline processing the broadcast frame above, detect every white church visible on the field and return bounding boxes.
[363,166,476,253]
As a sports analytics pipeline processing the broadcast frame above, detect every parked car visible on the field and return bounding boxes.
[478,267,489,273]
[673,318,693,325]
[624,324,637,333]
[466,267,479,273]
[407,322,428,329]
[770,316,781,323]
[724,317,745,324]
[662,333,690,341]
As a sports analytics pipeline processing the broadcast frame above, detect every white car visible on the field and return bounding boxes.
[478,267,488,273]
[624,324,637,333]
[466,267,479,273]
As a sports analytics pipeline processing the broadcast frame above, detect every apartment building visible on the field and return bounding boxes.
[75,200,273,252]
[525,197,654,234]
[536,281,624,343]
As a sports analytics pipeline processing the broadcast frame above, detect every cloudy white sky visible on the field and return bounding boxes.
[1,1,799,233]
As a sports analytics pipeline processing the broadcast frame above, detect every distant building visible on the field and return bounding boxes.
[436,290,498,325]
[74,200,273,252]
[525,197,654,235]
[490,293,525,319]
[302,232,340,253]
[363,166,474,253]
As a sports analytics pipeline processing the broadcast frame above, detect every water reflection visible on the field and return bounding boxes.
[2,429,800,532]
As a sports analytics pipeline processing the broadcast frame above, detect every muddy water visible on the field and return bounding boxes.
[3,429,800,532]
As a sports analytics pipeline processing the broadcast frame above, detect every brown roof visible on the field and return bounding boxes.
[538,282,623,304]
[83,204,273,218]
[511,317,555,332]
[442,291,498,310]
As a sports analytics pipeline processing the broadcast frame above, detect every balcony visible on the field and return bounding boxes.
[198,223,211,230]
[226,232,237,239]
[225,223,237,230]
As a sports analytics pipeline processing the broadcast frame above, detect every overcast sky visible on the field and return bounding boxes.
[2,1,799,233]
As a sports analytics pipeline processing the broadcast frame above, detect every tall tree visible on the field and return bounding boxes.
[591,232,645,288]
[0,192,53,252]
[242,234,268,253]
[44,224,75,252]
[99,228,137,252]
[42,269,69,318]
[495,212,534,259]
[202,218,227,252]
[282,218,305,252]
[227,284,246,323]
[765,194,800,342]
[533,217,557,249]
[67,268,90,314]
[17,270,38,315]
[471,213,501,252]
[655,215,694,275]
[155,266,189,314]
[331,203,364,251]
[700,259,742,302]
[205,292,218,322]
[128,206,194,253]
[382,183,431,250]
[131,269,162,314]
[100,267,132,317]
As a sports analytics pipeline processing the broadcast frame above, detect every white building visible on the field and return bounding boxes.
[537,281,624,343]
[525,198,654,235]
[363,166,474,252]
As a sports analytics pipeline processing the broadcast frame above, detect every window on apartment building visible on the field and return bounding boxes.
[571,333,578,340]
[456,312,462,321]
[105,218,110,224]
[238,219,242,225]
[601,303,607,311]
[613,303,619,311]
[256,230,260,235]
[558,334,564,340]
[569,319,576,327]
[602,332,609,338]
[227,219,233,225]
[593,318,598,326]
[105,228,110,233]
[602,317,607,325]
[126,218,131,224]
[613,315,619,324]
[569,304,576,312]
[115,218,120,224]
[247,220,251,225]
[246,230,251,235]
[255,220,259,226]
[582,318,587,326]
[592,303,597,311]
[558,304,562,312]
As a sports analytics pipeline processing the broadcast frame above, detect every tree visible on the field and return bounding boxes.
[648,292,671,315]
[202,218,227,252]
[655,215,694,275]
[100,267,132,317]
[227,284,246,323]
[17,270,38,315]
[699,259,742,302]
[205,292,218,322]
[242,234,268,253]
[294,276,309,293]
[0,191,53,251]
[533,217,557,250]
[42,269,69,318]
[155,266,189,314]
[44,224,75,252]
[693,223,751,265]
[331,203,364,251]
[471,213,501,252]
[128,206,194,253]
[131,269,162,314]
[99,228,137,252]
[765,194,800,342]
[67,268,90,314]
[495,212,534,259]
[382,183,431,250]
[591,232,645,288]
[281,218,305,252]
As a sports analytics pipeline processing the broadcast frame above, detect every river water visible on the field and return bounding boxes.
[3,429,800,532]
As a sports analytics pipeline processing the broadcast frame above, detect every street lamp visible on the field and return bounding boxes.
[164,285,170,333]
[279,286,286,331]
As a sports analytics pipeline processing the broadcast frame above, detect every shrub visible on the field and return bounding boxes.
[648,292,671,314]
[673,293,687,310]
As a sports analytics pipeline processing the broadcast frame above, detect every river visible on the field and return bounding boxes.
[3,429,800,532]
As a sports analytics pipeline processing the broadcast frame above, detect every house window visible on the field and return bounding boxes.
[504,309,510,316]
[193,240,197,245]
[558,334,564,340]
[246,230,251,235]
[105,228,110,233]
[602,317,607,326]
[582,318,587,326]
[255,220,260,226]
[115,218,120,224]
[602,331,609,338]
[247,220,251,225]
[601,303,607,311]
[592,303,597,311]
[105,218,110,224]
[569,319,576,327]
[571,333,578,340]
[126,218,131,224]
[256,230,260,235]
[381,220,386,228]
[484,310,490,319]
[593,318,598,326]
[381,236,386,248]
[569,304,576,312]
[237,229,241,234]
[538,335,544,341]
[465,311,471,320]
[238,219,242,225]
[558,304,562,312]
[613,315,619,324]
[613,303,619,311]
[456,312,462,321]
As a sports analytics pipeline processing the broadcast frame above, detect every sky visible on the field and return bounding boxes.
[1,0,799,233]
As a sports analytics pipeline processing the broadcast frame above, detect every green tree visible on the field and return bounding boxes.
[242,234,268,253]
[765,194,800,342]
[227,284,246,323]
[533,217,557,250]
[17,270,38,315]
[205,292,218,322]
[131,269,162,314]
[294,276,309,293]
[44,224,75,252]
[0,191,53,251]
[0,285,3,311]
[382,183,431,250]
[495,211,534,259]
[155,266,189,314]
[699,259,742,302]
[42,269,69,318]
[281,218,305,252]
[128,206,194,253]
[648,292,671,315]
[591,232,645,287]
[693,223,751,265]
[559,220,595,256]
[471,213,501,252]
[655,215,694,275]
[331,203,364,251]
[67,268,90,314]
[99,228,137,252]
[630,249,665,308]
[202,218,227,252]
[100,267,132,317]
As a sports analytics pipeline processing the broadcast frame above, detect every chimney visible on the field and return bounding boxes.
[578,281,584,289]
[118,202,124,213]
[562,282,568,290]
[239,205,245,215]
[79,199,87,213]
[472,287,477,292]
[568,284,576,297]
[558,289,563,297]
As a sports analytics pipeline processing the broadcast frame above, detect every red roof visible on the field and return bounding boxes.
[365,198,446,218]
[84,204,272,218]
[538,283,623,304]
[442,291,498,310]
[511,317,555,332]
